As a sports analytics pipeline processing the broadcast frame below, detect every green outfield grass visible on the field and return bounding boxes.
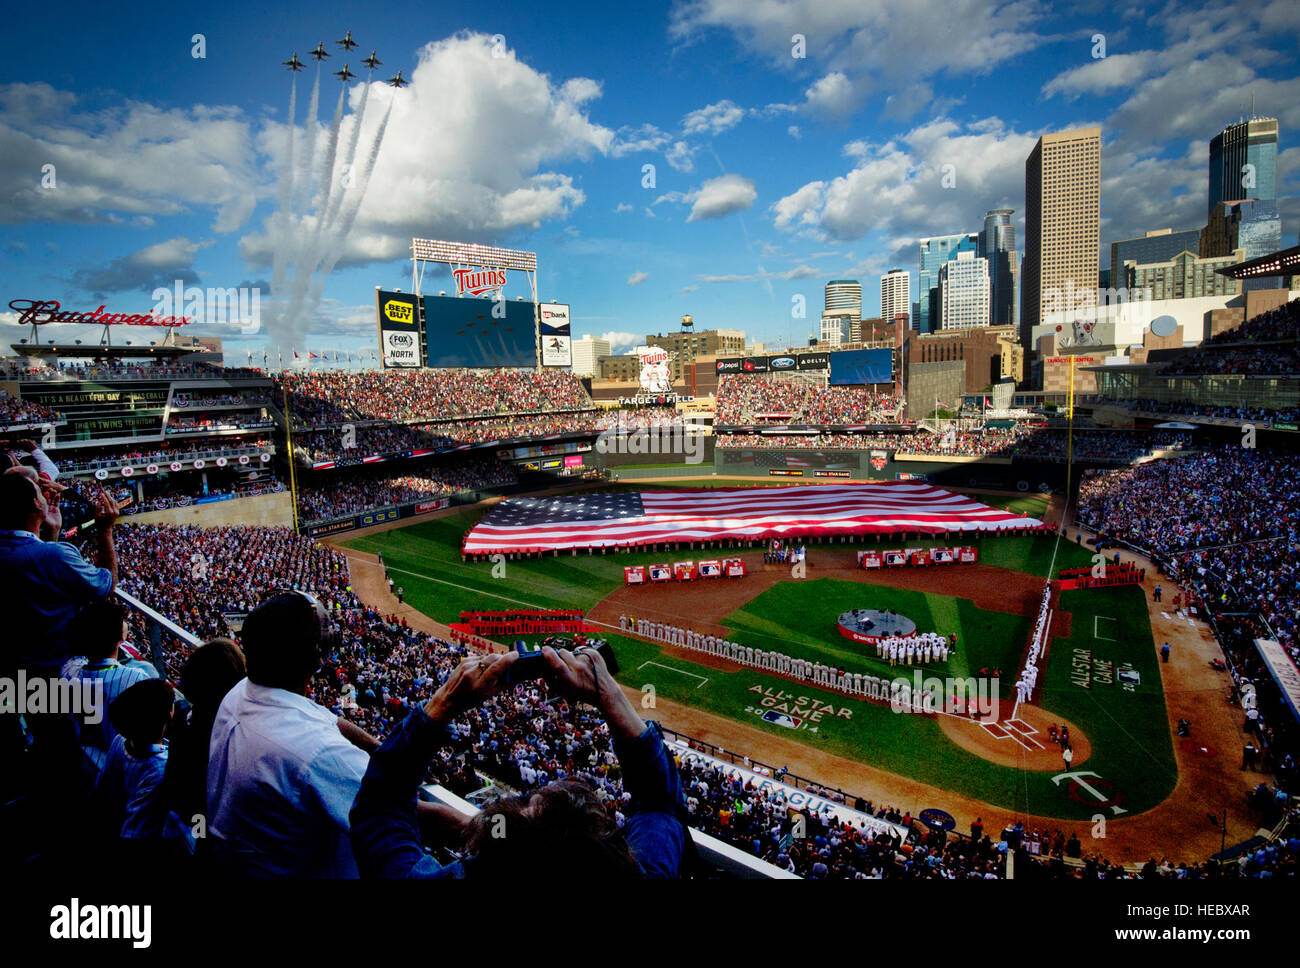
[343,504,1174,819]
[723,578,1028,698]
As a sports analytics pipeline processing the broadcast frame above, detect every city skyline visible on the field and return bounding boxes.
[1,0,1298,364]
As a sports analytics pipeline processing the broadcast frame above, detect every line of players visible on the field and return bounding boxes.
[875,631,952,666]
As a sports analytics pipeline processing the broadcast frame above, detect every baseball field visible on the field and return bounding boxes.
[342,482,1182,825]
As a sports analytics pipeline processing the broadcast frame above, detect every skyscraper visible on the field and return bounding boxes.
[1022,126,1101,348]
[880,269,910,326]
[938,251,991,329]
[979,209,1017,328]
[1208,117,1278,216]
[918,233,978,334]
[824,280,862,318]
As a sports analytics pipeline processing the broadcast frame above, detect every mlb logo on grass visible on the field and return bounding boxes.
[761,710,802,730]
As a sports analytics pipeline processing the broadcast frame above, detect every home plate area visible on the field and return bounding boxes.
[982,717,1049,751]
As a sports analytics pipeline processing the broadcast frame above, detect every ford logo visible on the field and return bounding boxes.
[771,357,794,368]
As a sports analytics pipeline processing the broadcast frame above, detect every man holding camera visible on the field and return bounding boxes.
[349,644,689,879]
[0,469,119,672]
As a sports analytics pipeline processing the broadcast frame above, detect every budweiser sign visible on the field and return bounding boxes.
[452,268,508,297]
[9,298,192,327]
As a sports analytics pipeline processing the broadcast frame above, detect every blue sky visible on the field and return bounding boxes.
[2,0,1297,364]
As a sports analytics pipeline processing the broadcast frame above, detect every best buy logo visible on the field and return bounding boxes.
[383,300,414,324]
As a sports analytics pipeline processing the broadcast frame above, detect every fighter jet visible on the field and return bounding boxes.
[334,63,356,84]
[283,52,304,72]
[337,30,357,51]
[361,50,382,70]
[309,42,330,61]
[386,69,409,88]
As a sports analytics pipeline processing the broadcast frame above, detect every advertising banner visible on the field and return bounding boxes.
[797,352,830,370]
[539,302,572,367]
[673,561,696,581]
[376,290,421,368]
[957,546,978,563]
[698,559,721,578]
[858,550,882,569]
[883,549,906,566]
[723,557,746,577]
[623,565,646,585]
[649,564,671,581]
[930,547,954,564]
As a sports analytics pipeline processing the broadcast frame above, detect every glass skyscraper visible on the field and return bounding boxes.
[979,209,1017,329]
[1208,117,1278,216]
[917,233,977,334]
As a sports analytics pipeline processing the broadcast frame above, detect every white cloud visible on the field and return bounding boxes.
[665,140,695,172]
[802,72,862,120]
[71,236,214,294]
[599,330,642,353]
[682,99,746,135]
[614,202,633,213]
[1042,52,1154,100]
[697,265,822,283]
[240,31,616,268]
[770,117,1038,245]
[627,271,649,286]
[610,122,671,157]
[787,125,801,140]
[681,173,757,221]
[670,0,1050,113]
[0,82,257,231]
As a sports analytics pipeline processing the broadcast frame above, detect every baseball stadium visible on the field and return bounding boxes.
[2,13,1298,933]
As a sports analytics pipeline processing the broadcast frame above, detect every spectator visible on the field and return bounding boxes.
[67,597,159,782]
[350,645,688,879]
[207,591,379,877]
[94,678,186,867]
[0,471,118,672]
[163,637,247,834]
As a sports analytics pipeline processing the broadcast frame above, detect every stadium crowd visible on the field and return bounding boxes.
[0,389,63,428]
[1124,399,1300,424]
[278,368,593,425]
[1078,445,1299,658]
[1161,344,1300,377]
[1205,298,1300,345]
[716,428,1189,462]
[716,375,900,424]
[295,457,517,522]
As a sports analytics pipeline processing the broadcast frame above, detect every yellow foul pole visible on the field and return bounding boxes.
[282,383,300,533]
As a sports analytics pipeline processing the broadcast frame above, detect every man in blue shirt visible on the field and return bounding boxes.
[349,645,689,879]
[0,470,119,672]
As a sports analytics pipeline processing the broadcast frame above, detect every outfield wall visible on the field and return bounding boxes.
[125,491,294,528]
[714,448,1071,492]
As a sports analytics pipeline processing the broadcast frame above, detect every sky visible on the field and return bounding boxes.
[1,0,1298,365]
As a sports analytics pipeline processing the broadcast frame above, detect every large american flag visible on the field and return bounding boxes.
[462,482,1045,554]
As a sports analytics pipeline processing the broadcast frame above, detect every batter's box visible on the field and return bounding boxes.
[981,722,1011,740]
[1004,718,1037,735]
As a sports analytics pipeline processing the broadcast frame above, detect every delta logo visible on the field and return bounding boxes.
[771,357,795,369]
[382,299,414,324]
[453,268,508,297]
